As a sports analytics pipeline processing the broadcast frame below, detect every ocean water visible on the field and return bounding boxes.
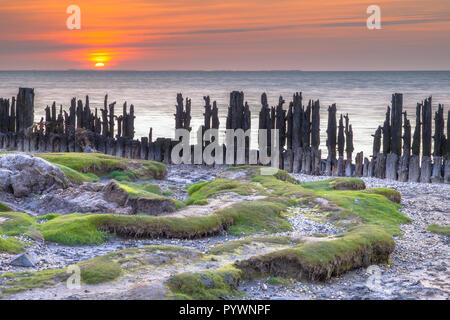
[0,71,449,157]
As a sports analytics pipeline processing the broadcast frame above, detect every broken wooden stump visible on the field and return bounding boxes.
[386,153,398,180]
[431,156,443,183]
[420,156,432,183]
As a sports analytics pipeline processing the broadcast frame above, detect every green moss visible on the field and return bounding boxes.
[251,175,314,199]
[192,199,208,205]
[318,190,410,235]
[84,173,100,182]
[363,188,401,204]
[162,190,174,196]
[172,199,186,209]
[0,245,202,297]
[33,198,292,245]
[227,166,299,184]
[0,269,67,296]
[36,152,166,180]
[108,170,137,181]
[208,236,300,255]
[54,164,99,184]
[0,212,35,236]
[0,237,26,254]
[301,178,366,191]
[236,225,395,281]
[427,224,450,235]
[37,213,110,245]
[272,169,299,184]
[35,213,62,222]
[0,202,12,212]
[224,199,294,236]
[166,265,243,300]
[140,183,162,195]
[78,257,122,284]
[186,179,265,205]
[267,276,292,286]
[118,182,164,199]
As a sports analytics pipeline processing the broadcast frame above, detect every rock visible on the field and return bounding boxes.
[128,197,176,215]
[24,188,134,215]
[102,180,176,215]
[10,252,36,267]
[201,274,215,289]
[0,154,69,197]
[313,198,329,207]
[102,180,129,206]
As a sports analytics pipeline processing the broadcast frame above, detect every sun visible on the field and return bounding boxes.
[95,62,105,68]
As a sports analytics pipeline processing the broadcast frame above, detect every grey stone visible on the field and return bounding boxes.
[0,154,69,197]
[10,252,36,267]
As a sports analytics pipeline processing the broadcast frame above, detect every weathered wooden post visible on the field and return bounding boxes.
[344,114,353,177]
[16,88,35,133]
[431,104,445,183]
[311,100,321,175]
[409,102,421,182]
[445,110,450,184]
[109,101,116,139]
[369,126,382,177]
[398,112,411,182]
[0,98,9,134]
[9,97,16,133]
[421,97,432,183]
[292,93,303,173]
[363,157,369,177]
[301,101,312,174]
[326,104,337,176]
[243,101,251,164]
[275,96,286,153]
[386,93,402,180]
[286,102,293,150]
[355,151,363,177]
[375,106,390,179]
[335,114,345,176]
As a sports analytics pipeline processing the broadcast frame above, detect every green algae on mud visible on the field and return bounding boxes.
[0,245,203,297]
[0,202,12,212]
[208,236,302,255]
[116,181,184,210]
[0,237,25,254]
[362,188,401,204]
[235,225,395,282]
[0,212,35,236]
[301,178,366,191]
[36,153,166,180]
[166,265,243,300]
[0,197,292,246]
[54,164,100,184]
[0,269,68,297]
[427,224,450,235]
[36,198,293,245]
[185,178,265,205]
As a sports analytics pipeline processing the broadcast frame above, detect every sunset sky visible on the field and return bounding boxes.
[1,0,449,70]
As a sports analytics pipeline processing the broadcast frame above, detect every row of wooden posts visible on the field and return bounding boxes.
[0,88,449,183]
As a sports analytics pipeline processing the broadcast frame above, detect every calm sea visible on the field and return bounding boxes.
[0,71,449,157]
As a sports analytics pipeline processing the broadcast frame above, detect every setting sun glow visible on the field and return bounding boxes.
[0,0,449,70]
